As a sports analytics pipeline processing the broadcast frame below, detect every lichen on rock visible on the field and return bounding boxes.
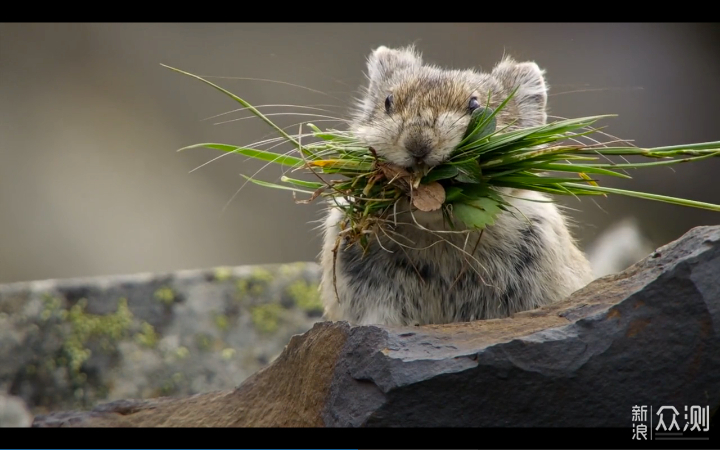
[0,262,322,415]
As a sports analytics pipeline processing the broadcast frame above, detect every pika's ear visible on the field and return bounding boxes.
[366,45,423,85]
[491,57,548,127]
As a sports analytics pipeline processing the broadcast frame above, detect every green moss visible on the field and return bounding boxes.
[213,313,229,332]
[249,285,264,296]
[221,348,236,360]
[214,266,233,282]
[251,267,274,283]
[285,280,322,314]
[174,346,190,359]
[277,261,308,278]
[194,333,213,352]
[249,268,274,296]
[41,294,64,322]
[251,303,283,333]
[160,379,177,396]
[154,286,175,305]
[235,279,248,298]
[61,298,134,379]
[134,321,159,348]
[236,267,276,301]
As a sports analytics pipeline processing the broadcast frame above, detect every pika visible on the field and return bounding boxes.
[319,45,594,326]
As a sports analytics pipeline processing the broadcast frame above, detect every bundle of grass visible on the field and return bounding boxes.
[165,65,720,253]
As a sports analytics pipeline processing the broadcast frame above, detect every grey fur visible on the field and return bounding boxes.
[320,46,594,326]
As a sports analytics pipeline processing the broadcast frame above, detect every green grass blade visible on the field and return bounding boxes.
[422,165,460,183]
[279,176,326,189]
[562,183,720,212]
[529,162,632,179]
[481,145,582,168]
[460,106,497,146]
[240,175,315,194]
[454,120,608,162]
[579,145,720,157]
[455,87,519,149]
[490,180,603,196]
[581,151,720,168]
[494,175,597,185]
[643,141,720,153]
[178,143,305,167]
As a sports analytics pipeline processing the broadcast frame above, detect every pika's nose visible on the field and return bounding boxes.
[404,139,432,159]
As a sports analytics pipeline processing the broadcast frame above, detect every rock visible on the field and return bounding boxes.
[31,225,720,427]
[0,262,322,415]
[33,321,349,427]
[586,217,655,278]
[0,392,33,427]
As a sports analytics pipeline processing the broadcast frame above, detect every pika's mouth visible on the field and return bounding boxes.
[404,141,455,170]
[408,160,432,177]
[413,158,428,169]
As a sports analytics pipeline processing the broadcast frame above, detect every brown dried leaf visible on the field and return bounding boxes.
[376,162,445,211]
[294,186,327,204]
[377,163,412,192]
[412,181,446,212]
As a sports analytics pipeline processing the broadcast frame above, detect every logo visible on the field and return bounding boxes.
[632,405,710,440]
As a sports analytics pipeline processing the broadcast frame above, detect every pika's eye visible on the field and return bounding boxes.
[385,94,393,114]
[468,97,480,112]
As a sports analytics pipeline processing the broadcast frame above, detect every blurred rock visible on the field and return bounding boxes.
[586,218,655,278]
[0,392,33,427]
[31,226,720,427]
[0,262,322,415]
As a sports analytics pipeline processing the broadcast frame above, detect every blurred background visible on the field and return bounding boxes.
[2,23,720,284]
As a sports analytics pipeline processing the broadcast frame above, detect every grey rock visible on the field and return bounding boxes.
[0,393,33,427]
[0,262,322,415]
[586,217,655,278]
[30,226,720,427]
[327,225,720,427]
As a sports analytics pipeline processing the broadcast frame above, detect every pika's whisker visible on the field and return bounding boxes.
[213,112,350,126]
[195,75,345,102]
[202,104,348,121]
[548,86,644,97]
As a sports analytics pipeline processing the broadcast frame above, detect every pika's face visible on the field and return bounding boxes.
[351,46,549,169]
[353,70,483,168]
